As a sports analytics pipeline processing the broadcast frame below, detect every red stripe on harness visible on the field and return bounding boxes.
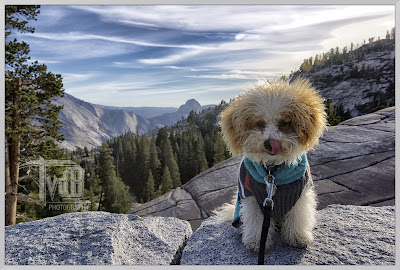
[244,174,252,192]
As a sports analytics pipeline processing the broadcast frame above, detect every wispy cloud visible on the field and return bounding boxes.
[138,48,206,65]
[62,73,97,83]
[185,70,282,80]
[28,59,60,64]
[26,32,211,50]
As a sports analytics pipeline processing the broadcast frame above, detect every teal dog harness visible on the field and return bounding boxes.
[232,153,311,227]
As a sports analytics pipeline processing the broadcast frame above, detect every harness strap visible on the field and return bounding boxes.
[258,201,272,265]
[257,172,276,265]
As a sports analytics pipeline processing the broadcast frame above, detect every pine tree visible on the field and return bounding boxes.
[178,135,190,183]
[97,143,131,213]
[160,166,173,194]
[324,99,341,126]
[213,133,227,166]
[148,137,161,188]
[121,136,135,187]
[169,131,179,156]
[192,135,208,175]
[155,184,163,198]
[155,127,168,155]
[204,133,216,167]
[5,6,65,225]
[133,136,150,201]
[161,138,181,188]
[145,171,156,202]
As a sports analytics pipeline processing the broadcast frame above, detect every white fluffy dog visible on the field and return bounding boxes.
[216,79,327,253]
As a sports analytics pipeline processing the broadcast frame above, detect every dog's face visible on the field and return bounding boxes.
[219,79,327,166]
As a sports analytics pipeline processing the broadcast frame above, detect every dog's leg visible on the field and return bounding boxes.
[280,186,317,248]
[240,196,276,253]
[212,202,236,222]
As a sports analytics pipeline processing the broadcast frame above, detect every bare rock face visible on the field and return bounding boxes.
[180,205,395,265]
[56,93,156,151]
[128,187,206,229]
[293,39,395,117]
[310,106,395,209]
[56,94,207,150]
[5,212,192,265]
[128,107,395,230]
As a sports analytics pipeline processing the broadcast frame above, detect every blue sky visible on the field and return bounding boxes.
[17,5,394,107]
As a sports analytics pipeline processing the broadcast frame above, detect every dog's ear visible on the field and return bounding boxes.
[289,79,327,151]
[219,101,247,155]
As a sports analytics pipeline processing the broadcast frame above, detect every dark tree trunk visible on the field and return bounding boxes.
[5,77,22,226]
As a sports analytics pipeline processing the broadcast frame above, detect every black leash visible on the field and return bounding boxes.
[258,201,273,264]
[257,171,276,265]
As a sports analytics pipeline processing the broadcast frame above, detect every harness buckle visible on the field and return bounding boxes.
[263,198,274,209]
[264,172,277,210]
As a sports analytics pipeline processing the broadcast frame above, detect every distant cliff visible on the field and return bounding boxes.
[55,94,211,150]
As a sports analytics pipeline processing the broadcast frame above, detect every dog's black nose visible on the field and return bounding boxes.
[264,140,272,152]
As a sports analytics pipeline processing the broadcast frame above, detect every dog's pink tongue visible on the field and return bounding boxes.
[269,139,283,155]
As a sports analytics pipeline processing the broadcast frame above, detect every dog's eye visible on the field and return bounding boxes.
[279,120,290,127]
[256,120,266,129]
[278,120,292,132]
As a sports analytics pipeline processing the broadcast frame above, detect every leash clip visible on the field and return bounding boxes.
[263,172,276,209]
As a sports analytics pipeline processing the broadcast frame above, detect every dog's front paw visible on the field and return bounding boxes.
[243,238,273,254]
[284,231,313,249]
[289,238,311,249]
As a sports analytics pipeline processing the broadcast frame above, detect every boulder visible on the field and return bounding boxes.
[311,106,395,209]
[181,205,395,265]
[128,107,395,229]
[127,187,208,230]
[5,212,192,265]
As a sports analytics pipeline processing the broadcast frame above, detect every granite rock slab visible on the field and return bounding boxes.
[5,212,192,265]
[181,205,395,265]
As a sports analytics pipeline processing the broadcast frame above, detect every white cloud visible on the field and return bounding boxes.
[27,59,60,64]
[22,33,136,60]
[185,69,286,81]
[62,73,96,83]
[138,49,206,65]
[26,32,208,50]
[165,66,185,70]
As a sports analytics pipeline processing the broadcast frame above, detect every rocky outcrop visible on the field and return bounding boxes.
[181,205,395,265]
[5,212,192,265]
[128,107,395,231]
[310,106,395,209]
[293,39,395,117]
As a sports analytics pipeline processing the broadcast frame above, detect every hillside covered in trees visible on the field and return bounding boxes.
[105,102,231,203]
[289,28,395,121]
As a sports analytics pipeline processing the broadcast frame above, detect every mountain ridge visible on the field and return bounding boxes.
[56,93,213,150]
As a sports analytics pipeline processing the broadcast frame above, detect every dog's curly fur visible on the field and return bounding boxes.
[216,78,327,252]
